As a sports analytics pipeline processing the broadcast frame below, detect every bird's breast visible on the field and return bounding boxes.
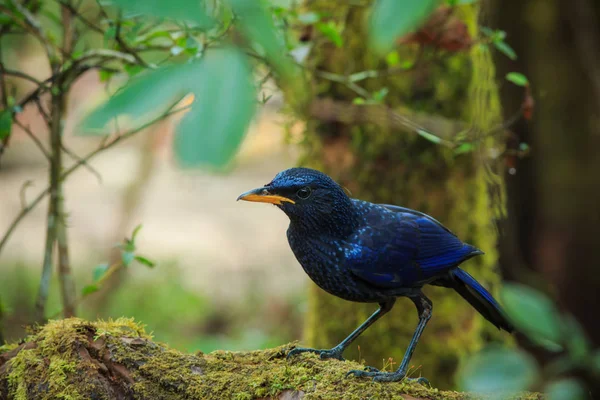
[286,229,391,303]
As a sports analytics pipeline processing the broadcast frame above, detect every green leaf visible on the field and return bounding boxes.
[501,283,563,348]
[131,224,143,242]
[93,263,110,282]
[82,63,196,132]
[227,0,297,79]
[369,0,438,54]
[104,25,116,47]
[506,72,529,87]
[0,110,12,140]
[385,51,400,67]
[494,40,517,60]
[454,143,474,155]
[563,315,590,360]
[592,350,600,372]
[98,69,114,82]
[135,255,156,268]
[109,0,213,28]
[458,346,538,394]
[545,379,587,400]
[124,64,144,77]
[82,284,100,296]
[417,129,442,144]
[316,21,343,47]
[173,48,256,167]
[121,251,135,267]
[372,87,389,102]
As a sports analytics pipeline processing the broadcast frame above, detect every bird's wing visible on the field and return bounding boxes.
[346,205,478,289]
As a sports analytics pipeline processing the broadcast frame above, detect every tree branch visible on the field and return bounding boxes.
[55,1,77,319]
[308,97,461,146]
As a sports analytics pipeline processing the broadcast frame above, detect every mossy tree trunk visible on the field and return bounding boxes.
[0,318,539,400]
[299,2,505,388]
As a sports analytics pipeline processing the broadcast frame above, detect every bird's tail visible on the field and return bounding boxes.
[449,268,513,333]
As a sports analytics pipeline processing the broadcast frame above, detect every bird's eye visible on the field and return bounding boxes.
[296,187,312,199]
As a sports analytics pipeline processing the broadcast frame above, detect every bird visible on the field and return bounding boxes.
[237,167,513,383]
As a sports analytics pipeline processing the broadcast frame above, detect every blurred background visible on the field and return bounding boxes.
[0,94,306,352]
[1,0,599,396]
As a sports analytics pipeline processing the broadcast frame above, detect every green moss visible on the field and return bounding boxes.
[2,318,533,399]
[296,0,508,389]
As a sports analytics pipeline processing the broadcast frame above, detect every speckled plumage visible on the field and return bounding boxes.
[239,167,513,383]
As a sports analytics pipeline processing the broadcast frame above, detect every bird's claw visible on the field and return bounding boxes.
[287,347,345,361]
[346,369,429,385]
[363,366,380,373]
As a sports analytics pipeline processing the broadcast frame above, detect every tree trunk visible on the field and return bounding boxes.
[491,0,600,393]
[299,2,506,388]
[0,318,540,400]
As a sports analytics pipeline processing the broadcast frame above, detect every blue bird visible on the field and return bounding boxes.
[238,168,513,383]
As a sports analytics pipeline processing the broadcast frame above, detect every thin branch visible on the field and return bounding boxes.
[13,120,51,160]
[115,16,150,68]
[19,180,34,210]
[61,144,102,184]
[314,70,371,98]
[0,104,190,255]
[0,67,44,86]
[34,98,51,126]
[308,97,457,147]
[54,0,104,35]
[76,48,137,65]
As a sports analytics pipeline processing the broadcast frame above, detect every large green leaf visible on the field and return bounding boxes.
[458,346,538,395]
[545,379,587,400]
[83,49,256,167]
[501,283,563,348]
[109,0,213,28]
[369,0,439,54]
[174,48,256,167]
[83,64,196,131]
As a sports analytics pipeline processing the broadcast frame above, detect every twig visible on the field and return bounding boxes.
[19,180,34,210]
[115,16,150,68]
[0,67,44,86]
[76,48,137,65]
[308,97,457,147]
[34,98,51,126]
[61,144,102,183]
[0,104,190,256]
[54,0,104,35]
[13,120,51,160]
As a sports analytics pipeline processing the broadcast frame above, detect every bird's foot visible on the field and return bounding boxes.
[287,346,345,361]
[346,369,429,385]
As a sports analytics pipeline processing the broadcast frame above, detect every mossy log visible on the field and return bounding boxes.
[0,318,540,400]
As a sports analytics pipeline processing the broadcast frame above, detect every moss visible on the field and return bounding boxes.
[297,0,508,389]
[0,318,539,399]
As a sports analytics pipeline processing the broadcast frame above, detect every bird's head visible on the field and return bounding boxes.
[237,168,356,234]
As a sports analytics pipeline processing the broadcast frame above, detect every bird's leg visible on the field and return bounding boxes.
[347,293,432,384]
[287,299,395,361]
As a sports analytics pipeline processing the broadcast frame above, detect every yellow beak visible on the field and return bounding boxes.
[237,187,295,206]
